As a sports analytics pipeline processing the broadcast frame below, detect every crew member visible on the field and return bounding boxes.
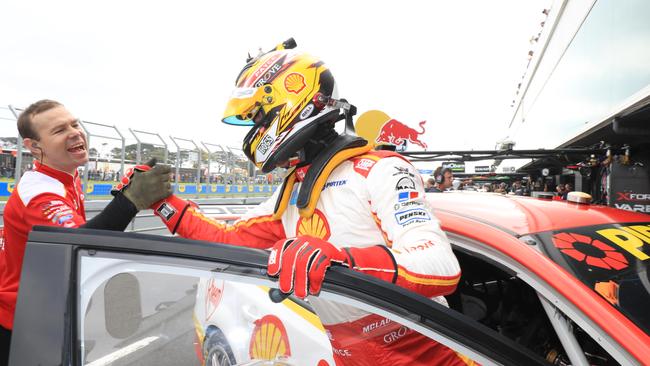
[430,167,453,192]
[0,100,172,364]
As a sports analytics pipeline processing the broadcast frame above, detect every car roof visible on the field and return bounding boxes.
[427,191,649,236]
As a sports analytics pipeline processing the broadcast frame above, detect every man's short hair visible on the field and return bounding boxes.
[17,99,63,139]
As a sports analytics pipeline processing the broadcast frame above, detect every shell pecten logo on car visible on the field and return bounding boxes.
[552,232,629,270]
[249,315,291,360]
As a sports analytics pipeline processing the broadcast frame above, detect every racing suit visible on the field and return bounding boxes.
[0,161,137,331]
[155,150,467,365]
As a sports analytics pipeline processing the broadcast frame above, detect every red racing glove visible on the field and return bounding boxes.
[267,235,397,299]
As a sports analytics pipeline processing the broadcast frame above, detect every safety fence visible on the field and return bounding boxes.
[0,181,278,197]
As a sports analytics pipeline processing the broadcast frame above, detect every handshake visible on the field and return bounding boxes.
[111,158,173,210]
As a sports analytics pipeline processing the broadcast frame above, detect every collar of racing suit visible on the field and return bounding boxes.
[273,135,371,219]
[33,160,78,186]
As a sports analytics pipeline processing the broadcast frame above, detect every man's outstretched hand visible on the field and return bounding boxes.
[113,158,173,210]
[267,235,347,299]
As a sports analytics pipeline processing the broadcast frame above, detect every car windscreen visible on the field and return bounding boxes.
[535,222,650,335]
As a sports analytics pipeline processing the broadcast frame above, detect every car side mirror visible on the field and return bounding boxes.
[104,273,143,339]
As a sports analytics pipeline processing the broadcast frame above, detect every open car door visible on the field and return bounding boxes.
[10,227,547,366]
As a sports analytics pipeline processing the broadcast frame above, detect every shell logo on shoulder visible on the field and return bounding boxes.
[284,73,306,94]
[249,314,291,360]
[296,209,330,240]
[552,232,629,270]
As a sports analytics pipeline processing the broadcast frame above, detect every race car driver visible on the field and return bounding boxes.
[150,40,467,365]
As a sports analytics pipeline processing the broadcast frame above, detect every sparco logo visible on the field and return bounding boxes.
[383,326,410,344]
[257,135,275,155]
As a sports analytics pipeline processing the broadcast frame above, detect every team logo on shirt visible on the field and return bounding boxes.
[296,209,331,240]
[395,177,416,191]
[40,201,75,226]
[395,208,431,226]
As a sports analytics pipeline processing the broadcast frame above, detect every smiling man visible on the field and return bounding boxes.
[0,100,173,364]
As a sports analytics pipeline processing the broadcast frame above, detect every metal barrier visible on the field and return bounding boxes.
[0,197,265,235]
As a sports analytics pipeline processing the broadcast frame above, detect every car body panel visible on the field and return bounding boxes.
[428,194,650,364]
[429,191,649,235]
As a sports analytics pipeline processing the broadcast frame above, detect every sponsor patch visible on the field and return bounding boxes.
[156,203,177,221]
[392,166,415,177]
[398,191,418,202]
[299,103,315,120]
[395,208,431,226]
[257,135,275,156]
[394,200,423,210]
[322,179,347,191]
[395,177,416,191]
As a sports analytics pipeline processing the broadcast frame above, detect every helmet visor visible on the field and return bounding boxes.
[222,86,273,126]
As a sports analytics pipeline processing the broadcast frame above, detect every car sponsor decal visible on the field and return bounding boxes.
[249,315,291,360]
[395,177,415,191]
[296,208,331,240]
[395,208,431,226]
[552,232,629,270]
[204,278,224,321]
[596,224,650,261]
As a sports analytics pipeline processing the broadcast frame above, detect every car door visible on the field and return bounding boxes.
[10,226,547,366]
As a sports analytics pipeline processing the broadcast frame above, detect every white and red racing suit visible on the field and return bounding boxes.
[155,150,468,365]
[0,161,86,330]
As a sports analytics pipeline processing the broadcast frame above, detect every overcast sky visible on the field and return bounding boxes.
[0,0,551,155]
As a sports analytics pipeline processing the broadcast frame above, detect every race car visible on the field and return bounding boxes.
[427,190,650,365]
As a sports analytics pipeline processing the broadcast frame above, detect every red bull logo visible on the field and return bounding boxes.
[376,119,427,149]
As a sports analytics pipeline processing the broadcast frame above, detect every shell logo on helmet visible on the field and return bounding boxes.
[284,73,306,94]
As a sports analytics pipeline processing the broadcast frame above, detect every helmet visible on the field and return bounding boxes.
[222,49,338,172]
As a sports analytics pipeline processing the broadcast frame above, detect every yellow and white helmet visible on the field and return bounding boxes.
[222,41,339,172]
